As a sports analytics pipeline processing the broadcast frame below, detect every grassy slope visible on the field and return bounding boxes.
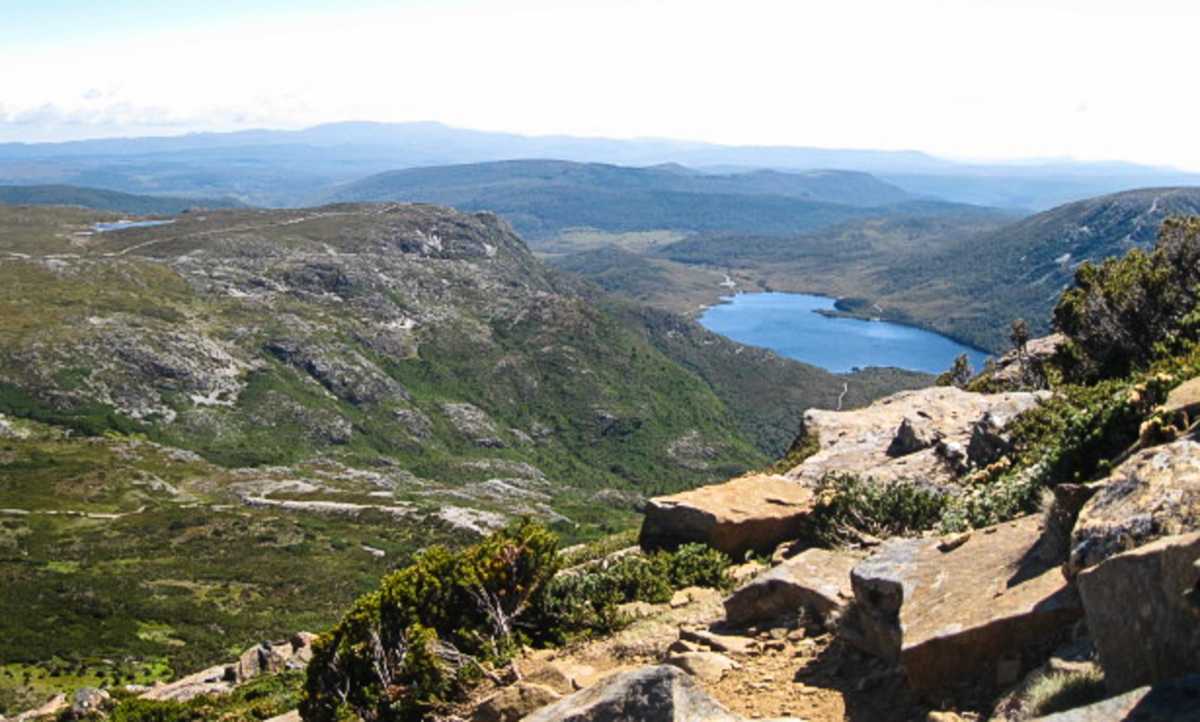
[0,204,771,714]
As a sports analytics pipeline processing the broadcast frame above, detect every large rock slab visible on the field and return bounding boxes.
[786,386,1048,487]
[846,515,1082,692]
[723,547,860,626]
[520,665,798,722]
[1069,438,1200,575]
[1076,532,1200,694]
[639,475,814,558]
[1030,674,1200,721]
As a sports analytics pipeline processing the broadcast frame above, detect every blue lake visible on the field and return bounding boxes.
[698,292,990,374]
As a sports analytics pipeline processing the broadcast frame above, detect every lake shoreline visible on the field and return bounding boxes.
[698,291,991,375]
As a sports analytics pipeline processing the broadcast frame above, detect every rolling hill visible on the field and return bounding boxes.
[322,160,921,240]
[0,184,245,214]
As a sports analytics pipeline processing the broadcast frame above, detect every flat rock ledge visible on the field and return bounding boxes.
[845,514,1081,692]
[786,386,1049,487]
[639,474,815,558]
[723,547,861,627]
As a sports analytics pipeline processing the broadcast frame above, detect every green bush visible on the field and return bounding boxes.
[808,474,947,543]
[1054,216,1200,381]
[301,520,561,722]
[532,543,732,643]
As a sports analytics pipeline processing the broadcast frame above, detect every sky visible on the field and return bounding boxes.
[3,0,1200,169]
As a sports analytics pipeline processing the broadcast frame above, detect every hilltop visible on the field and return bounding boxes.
[0,184,245,215]
[323,159,919,240]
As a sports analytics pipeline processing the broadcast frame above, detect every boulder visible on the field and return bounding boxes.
[474,682,562,722]
[70,688,110,717]
[1029,674,1200,721]
[1069,438,1200,576]
[723,547,860,626]
[887,415,942,457]
[787,387,1048,488]
[663,651,738,683]
[265,712,302,722]
[639,474,814,558]
[846,514,1082,692]
[1076,532,1200,693]
[519,665,799,722]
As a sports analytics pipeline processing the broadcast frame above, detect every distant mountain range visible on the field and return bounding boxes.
[1,121,1197,209]
[0,184,244,215]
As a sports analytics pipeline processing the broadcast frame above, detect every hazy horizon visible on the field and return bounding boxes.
[5,0,1200,170]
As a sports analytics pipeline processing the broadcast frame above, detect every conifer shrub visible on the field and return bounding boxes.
[300,521,561,722]
[1054,216,1200,381]
[299,523,732,721]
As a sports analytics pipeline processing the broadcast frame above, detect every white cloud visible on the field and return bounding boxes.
[2,0,1199,170]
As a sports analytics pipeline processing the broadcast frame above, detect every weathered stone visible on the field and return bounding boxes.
[1069,439,1200,575]
[474,682,561,722]
[264,712,301,722]
[967,410,1018,467]
[520,665,799,722]
[678,628,758,656]
[787,386,1049,487]
[664,651,738,683]
[846,514,1082,691]
[888,415,942,457]
[723,547,860,626]
[639,474,814,558]
[1029,674,1200,721]
[1076,532,1200,694]
[70,688,110,717]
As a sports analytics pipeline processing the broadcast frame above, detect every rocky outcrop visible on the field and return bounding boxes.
[845,515,1081,692]
[520,665,799,722]
[1068,438,1200,575]
[723,547,860,626]
[1075,532,1200,693]
[988,333,1065,388]
[639,475,815,558]
[786,386,1049,487]
[1029,674,1200,721]
[143,634,316,702]
[441,401,507,448]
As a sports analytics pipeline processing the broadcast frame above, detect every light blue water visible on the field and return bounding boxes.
[94,220,175,233]
[699,292,990,374]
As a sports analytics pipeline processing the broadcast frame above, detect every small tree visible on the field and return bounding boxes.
[936,353,973,388]
[1010,318,1030,358]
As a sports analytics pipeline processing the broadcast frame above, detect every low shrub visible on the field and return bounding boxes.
[1018,668,1107,719]
[808,473,948,543]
